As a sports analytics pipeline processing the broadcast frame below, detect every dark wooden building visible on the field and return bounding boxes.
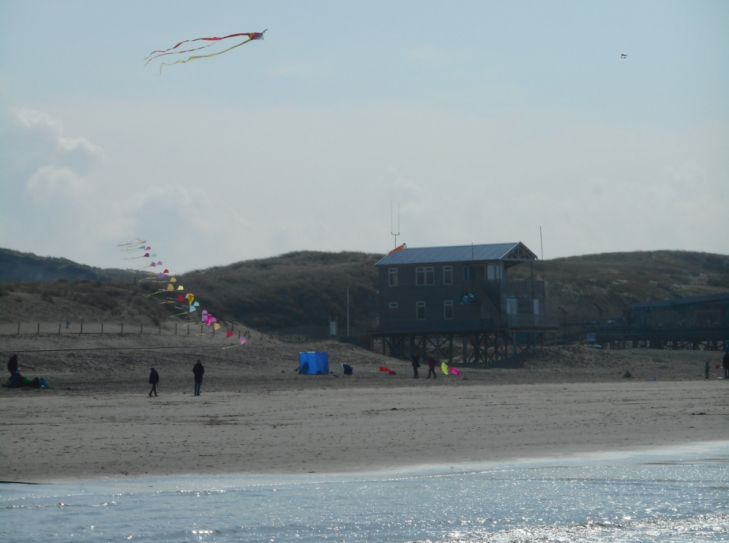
[585,292,729,350]
[373,242,547,363]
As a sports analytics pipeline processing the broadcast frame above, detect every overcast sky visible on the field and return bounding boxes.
[1,0,727,272]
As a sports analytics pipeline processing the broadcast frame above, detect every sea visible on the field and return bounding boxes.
[2,442,728,543]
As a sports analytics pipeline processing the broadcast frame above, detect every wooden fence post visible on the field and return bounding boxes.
[175,322,178,336]
[58,322,62,335]
[17,322,20,336]
[140,324,143,335]
[37,322,40,336]
[158,325,162,336]
[80,321,84,334]
[101,321,105,334]
[121,322,125,336]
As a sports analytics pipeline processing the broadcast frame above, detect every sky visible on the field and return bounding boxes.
[1,0,727,272]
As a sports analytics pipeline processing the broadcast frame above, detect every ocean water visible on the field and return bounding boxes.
[2,443,728,543]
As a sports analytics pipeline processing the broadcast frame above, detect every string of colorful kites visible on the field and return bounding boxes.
[118,238,247,350]
[145,30,267,73]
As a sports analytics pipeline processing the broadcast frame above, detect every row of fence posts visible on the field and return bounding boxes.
[12,321,243,339]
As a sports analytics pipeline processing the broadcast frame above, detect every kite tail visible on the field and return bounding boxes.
[158,36,254,74]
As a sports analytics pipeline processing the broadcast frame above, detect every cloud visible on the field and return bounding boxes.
[0,102,108,261]
[1,95,726,271]
[26,165,86,201]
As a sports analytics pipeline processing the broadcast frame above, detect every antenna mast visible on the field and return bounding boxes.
[390,202,401,248]
[539,226,544,260]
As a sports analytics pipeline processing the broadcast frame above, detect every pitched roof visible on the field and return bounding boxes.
[375,242,536,266]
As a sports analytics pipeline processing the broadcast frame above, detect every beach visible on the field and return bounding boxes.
[1,335,727,482]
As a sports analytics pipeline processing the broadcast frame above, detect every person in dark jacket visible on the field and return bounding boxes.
[7,354,18,377]
[426,356,437,379]
[193,360,205,396]
[6,354,22,387]
[148,367,159,397]
[411,353,421,378]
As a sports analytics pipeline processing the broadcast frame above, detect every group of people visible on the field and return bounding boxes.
[148,360,205,397]
[410,353,439,379]
[5,354,48,389]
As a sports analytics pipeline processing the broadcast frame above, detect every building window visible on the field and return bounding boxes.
[443,300,454,320]
[463,265,471,281]
[416,301,426,320]
[388,302,399,310]
[506,297,518,315]
[443,265,453,285]
[486,263,502,281]
[415,266,435,286]
[388,268,398,287]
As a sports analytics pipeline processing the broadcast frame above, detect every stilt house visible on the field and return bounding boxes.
[373,242,546,362]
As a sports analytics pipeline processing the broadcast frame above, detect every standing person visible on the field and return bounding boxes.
[723,351,729,379]
[7,354,18,377]
[411,353,420,378]
[426,355,437,379]
[148,367,159,397]
[6,354,21,387]
[193,360,205,396]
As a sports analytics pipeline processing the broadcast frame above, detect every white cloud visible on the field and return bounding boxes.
[1,96,727,271]
[26,165,86,201]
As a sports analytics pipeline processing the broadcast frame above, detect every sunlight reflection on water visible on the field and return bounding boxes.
[2,442,727,542]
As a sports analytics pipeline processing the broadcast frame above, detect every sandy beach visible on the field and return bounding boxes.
[1,335,727,482]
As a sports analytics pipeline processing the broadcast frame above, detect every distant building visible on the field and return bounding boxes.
[584,292,729,350]
[373,242,547,363]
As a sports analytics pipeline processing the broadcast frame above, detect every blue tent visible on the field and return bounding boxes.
[298,352,329,375]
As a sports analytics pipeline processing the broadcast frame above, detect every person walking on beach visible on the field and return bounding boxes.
[723,351,729,379]
[148,367,159,397]
[426,355,437,379]
[411,353,420,378]
[193,360,205,396]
